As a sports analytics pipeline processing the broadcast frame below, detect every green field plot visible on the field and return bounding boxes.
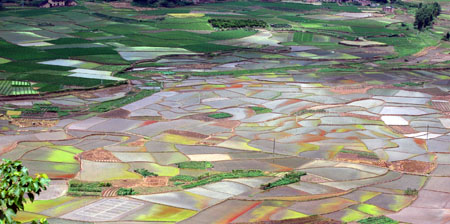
[155,17,213,30]
[0,81,38,96]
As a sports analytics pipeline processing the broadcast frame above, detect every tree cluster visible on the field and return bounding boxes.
[132,0,192,8]
[443,32,450,41]
[0,159,50,224]
[414,2,441,31]
[208,19,267,29]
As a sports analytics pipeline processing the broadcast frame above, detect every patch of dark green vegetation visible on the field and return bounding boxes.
[176,161,214,170]
[117,188,138,196]
[208,18,267,29]
[260,171,306,190]
[295,109,326,115]
[133,0,192,8]
[169,175,197,182]
[134,168,158,177]
[208,112,233,119]
[339,149,379,160]
[181,170,266,189]
[404,188,419,196]
[414,2,441,31]
[68,180,111,197]
[89,90,158,112]
[251,106,272,114]
[47,38,93,45]
[358,216,398,224]
[393,81,424,87]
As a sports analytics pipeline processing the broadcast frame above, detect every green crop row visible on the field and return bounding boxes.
[260,171,306,190]
[208,112,232,119]
[89,90,158,112]
[176,161,214,170]
[169,175,197,182]
[181,170,265,189]
[117,188,138,196]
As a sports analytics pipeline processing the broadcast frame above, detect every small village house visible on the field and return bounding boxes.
[39,0,77,8]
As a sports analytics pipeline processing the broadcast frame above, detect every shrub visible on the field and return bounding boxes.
[250,106,272,114]
[169,175,196,182]
[117,188,138,196]
[134,168,158,177]
[176,161,214,169]
[260,171,306,190]
[181,170,265,189]
[404,188,418,196]
[208,19,267,29]
[208,112,232,119]
[358,216,398,224]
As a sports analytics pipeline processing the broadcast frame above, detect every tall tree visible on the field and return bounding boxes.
[0,159,50,224]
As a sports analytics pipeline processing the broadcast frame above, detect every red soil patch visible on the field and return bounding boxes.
[432,100,450,112]
[390,125,417,134]
[340,112,380,121]
[212,120,240,129]
[140,120,158,127]
[330,85,373,94]
[77,148,121,162]
[126,138,147,147]
[389,160,436,174]
[165,129,209,139]
[98,108,130,119]
[184,113,216,122]
[335,157,389,168]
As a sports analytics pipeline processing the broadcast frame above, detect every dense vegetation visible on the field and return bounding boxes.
[68,181,111,197]
[358,216,398,224]
[89,90,157,112]
[208,19,267,29]
[0,159,50,224]
[169,175,197,182]
[251,106,272,114]
[132,0,192,7]
[181,170,266,189]
[176,161,214,169]
[134,168,158,177]
[208,112,233,119]
[260,171,306,190]
[404,188,419,196]
[117,188,138,196]
[414,2,441,30]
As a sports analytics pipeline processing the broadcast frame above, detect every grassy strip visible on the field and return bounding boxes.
[358,216,398,224]
[250,106,272,114]
[176,161,213,170]
[68,181,111,196]
[260,171,306,190]
[134,168,158,177]
[181,170,265,189]
[339,149,378,159]
[169,175,197,182]
[208,112,232,119]
[89,90,157,112]
[117,188,138,196]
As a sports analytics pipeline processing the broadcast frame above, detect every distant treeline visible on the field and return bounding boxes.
[132,0,192,8]
[208,19,267,29]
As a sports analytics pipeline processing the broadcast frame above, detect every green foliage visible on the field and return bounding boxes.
[340,149,378,159]
[132,0,192,7]
[295,109,326,115]
[404,188,418,196]
[181,170,265,189]
[134,169,158,177]
[117,188,137,196]
[443,32,450,41]
[0,159,50,224]
[358,216,398,224]
[260,171,306,190]
[250,106,272,114]
[68,181,111,197]
[393,81,424,87]
[414,2,441,30]
[208,19,267,29]
[176,161,214,170]
[169,175,196,182]
[207,112,233,119]
[89,90,157,112]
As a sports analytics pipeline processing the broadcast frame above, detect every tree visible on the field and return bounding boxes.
[443,32,450,41]
[0,159,50,224]
[414,2,441,31]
